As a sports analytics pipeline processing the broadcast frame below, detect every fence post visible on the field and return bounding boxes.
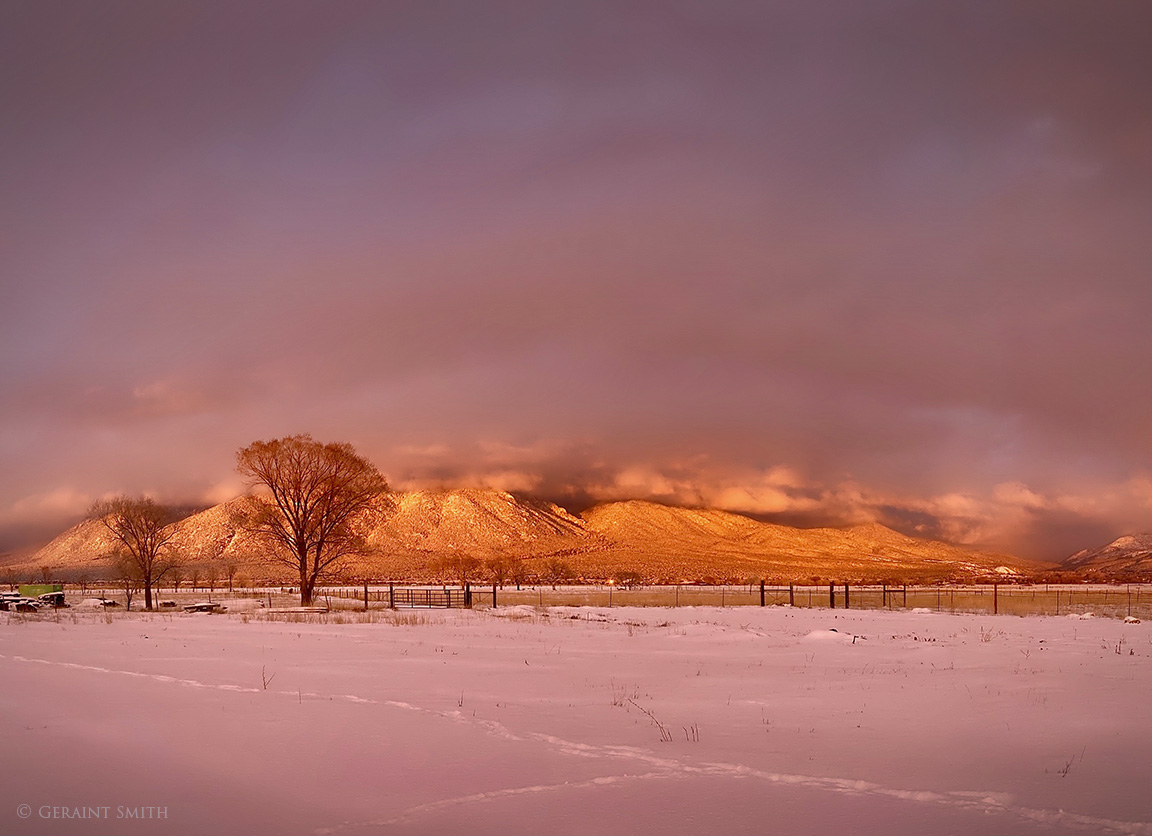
[389,583,394,609]
[789,583,794,607]
[994,583,998,615]
[844,583,850,609]
[760,580,765,607]
[465,583,472,608]
[882,584,887,607]
[364,581,369,611]
[903,585,907,608]
[493,583,497,608]
[829,583,835,609]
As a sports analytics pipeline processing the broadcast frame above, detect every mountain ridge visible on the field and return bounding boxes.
[1061,533,1151,578]
[8,488,1059,583]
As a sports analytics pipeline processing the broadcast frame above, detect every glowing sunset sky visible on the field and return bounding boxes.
[1,1,1148,560]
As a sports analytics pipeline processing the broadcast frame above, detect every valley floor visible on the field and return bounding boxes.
[1,606,1149,836]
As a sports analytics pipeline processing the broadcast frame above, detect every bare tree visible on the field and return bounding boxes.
[509,559,529,590]
[544,558,575,589]
[485,557,512,589]
[115,553,143,611]
[435,555,482,585]
[223,560,238,592]
[235,435,389,606]
[90,496,179,611]
[614,570,643,589]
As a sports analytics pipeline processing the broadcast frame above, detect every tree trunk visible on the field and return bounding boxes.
[144,581,153,611]
[297,549,312,606]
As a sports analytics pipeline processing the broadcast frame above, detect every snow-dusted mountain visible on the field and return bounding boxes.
[1062,534,1151,579]
[16,489,1043,583]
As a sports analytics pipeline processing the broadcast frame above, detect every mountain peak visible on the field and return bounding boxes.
[1063,533,1151,577]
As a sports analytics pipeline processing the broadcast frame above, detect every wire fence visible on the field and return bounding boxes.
[42,582,1152,619]
[483,583,1151,619]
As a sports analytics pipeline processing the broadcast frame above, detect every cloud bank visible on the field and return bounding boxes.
[1,2,1148,560]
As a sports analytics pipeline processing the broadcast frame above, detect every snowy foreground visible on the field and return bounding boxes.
[1,606,1149,836]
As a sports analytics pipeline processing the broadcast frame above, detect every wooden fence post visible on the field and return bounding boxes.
[492,583,497,608]
[389,583,394,609]
[829,583,835,609]
[993,583,998,615]
[760,580,765,607]
[789,583,794,607]
[844,583,850,609]
[903,585,907,608]
[364,581,369,611]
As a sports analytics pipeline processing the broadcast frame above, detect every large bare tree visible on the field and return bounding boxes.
[235,435,388,606]
[90,496,179,611]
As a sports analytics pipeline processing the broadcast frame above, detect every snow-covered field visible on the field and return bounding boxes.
[1,605,1149,836]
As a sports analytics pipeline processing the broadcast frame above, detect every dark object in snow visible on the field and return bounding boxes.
[2,596,43,612]
[184,601,227,613]
[37,591,69,608]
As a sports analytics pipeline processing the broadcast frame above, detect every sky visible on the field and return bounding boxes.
[1,1,1149,561]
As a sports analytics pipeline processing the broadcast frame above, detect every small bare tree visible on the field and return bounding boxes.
[435,555,482,585]
[486,557,512,589]
[235,435,389,606]
[223,560,238,592]
[509,559,529,590]
[544,559,575,589]
[115,553,143,610]
[90,496,180,611]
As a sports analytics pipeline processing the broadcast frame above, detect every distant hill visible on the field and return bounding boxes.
[13,489,1046,584]
[577,501,1034,583]
[1061,534,1151,580]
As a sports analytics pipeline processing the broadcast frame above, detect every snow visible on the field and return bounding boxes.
[2,605,1149,836]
